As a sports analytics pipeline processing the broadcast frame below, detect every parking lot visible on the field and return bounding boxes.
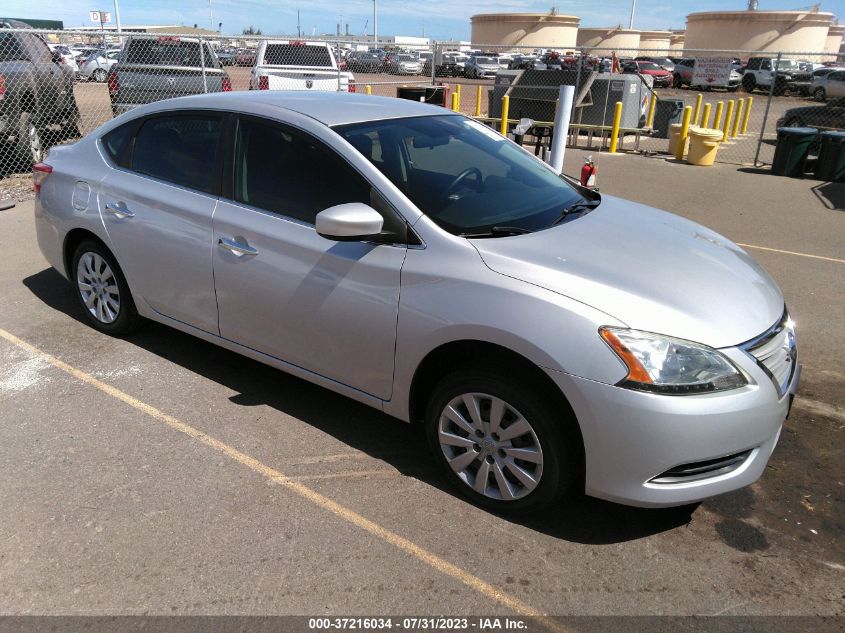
[1,152,842,625]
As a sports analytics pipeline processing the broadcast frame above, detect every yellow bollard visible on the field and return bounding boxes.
[674,105,692,161]
[365,85,372,95]
[693,93,703,126]
[701,103,712,130]
[712,101,724,130]
[451,92,459,112]
[475,84,482,117]
[721,100,735,142]
[455,83,461,97]
[500,95,510,136]
[646,93,657,129]
[608,101,623,154]
[731,99,744,138]
[741,96,753,134]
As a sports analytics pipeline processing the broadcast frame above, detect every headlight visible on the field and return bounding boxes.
[599,327,748,395]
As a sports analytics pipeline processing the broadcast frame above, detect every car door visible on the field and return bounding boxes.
[830,71,845,98]
[211,115,406,400]
[98,111,223,334]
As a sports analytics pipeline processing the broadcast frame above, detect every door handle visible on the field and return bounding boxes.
[104,202,134,219]
[218,236,258,257]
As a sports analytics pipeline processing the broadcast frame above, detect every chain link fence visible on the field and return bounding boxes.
[1,25,843,201]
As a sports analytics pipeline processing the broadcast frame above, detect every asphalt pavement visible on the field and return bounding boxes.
[0,154,842,625]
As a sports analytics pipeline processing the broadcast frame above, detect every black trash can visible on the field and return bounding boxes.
[396,86,447,107]
[771,127,817,178]
[815,130,845,182]
[652,99,684,138]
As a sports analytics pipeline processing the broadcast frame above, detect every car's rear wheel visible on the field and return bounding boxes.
[425,369,581,513]
[813,87,826,102]
[92,68,107,82]
[72,240,143,335]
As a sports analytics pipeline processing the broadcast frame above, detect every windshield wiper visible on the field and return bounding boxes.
[459,225,532,238]
[547,199,601,228]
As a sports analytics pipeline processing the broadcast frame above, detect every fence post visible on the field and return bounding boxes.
[693,93,703,126]
[646,93,657,128]
[674,105,692,161]
[500,95,510,136]
[430,41,437,86]
[475,85,482,117]
[571,48,584,118]
[741,97,753,134]
[701,103,712,130]
[731,99,744,138]
[608,101,623,154]
[721,100,735,142]
[199,37,209,94]
[754,52,781,167]
[712,101,724,130]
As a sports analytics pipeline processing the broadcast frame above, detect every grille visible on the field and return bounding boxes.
[650,450,753,484]
[741,311,797,398]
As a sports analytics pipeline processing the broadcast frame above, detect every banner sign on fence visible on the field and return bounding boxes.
[691,57,733,88]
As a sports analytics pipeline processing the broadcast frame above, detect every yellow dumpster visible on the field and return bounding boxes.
[687,128,724,166]
[669,123,692,158]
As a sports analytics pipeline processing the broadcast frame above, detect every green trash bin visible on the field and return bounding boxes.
[815,130,845,182]
[772,127,817,178]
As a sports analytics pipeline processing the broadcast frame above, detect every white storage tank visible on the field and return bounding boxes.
[470,13,580,48]
[638,30,673,55]
[576,27,641,53]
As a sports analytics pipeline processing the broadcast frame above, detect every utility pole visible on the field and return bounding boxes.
[373,0,378,45]
[297,10,301,38]
[208,0,213,31]
[112,0,122,40]
[628,0,636,29]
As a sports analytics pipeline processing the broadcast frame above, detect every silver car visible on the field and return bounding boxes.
[33,92,799,513]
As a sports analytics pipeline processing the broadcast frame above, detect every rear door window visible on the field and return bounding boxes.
[130,114,222,194]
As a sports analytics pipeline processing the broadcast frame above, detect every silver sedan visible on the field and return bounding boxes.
[33,92,799,513]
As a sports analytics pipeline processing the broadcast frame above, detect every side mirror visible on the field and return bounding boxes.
[316,203,384,242]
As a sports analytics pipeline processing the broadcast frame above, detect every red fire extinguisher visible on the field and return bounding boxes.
[580,155,597,188]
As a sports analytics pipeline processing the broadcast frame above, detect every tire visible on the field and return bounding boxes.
[92,68,107,83]
[813,87,826,102]
[742,74,756,93]
[71,240,143,336]
[14,111,45,170]
[672,74,683,88]
[425,368,581,513]
[773,79,786,96]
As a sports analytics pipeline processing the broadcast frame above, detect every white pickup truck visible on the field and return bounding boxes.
[250,40,355,92]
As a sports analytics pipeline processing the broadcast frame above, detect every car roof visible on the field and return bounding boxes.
[140,91,449,127]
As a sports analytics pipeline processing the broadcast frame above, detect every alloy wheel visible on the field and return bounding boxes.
[77,252,121,324]
[27,122,44,163]
[437,392,543,501]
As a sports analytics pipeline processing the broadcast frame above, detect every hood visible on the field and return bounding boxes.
[471,195,784,349]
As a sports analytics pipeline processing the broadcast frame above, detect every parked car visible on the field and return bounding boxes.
[743,57,810,95]
[672,58,695,87]
[250,40,355,92]
[809,68,845,101]
[622,60,672,88]
[0,19,81,167]
[346,51,382,73]
[235,48,256,66]
[78,49,120,82]
[507,55,540,70]
[216,47,237,66]
[34,91,799,513]
[386,53,422,75]
[48,44,80,74]
[422,53,463,77]
[108,36,231,115]
[776,98,845,130]
[635,56,674,73]
[464,55,499,79]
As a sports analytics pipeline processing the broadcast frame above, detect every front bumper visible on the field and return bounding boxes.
[548,347,800,507]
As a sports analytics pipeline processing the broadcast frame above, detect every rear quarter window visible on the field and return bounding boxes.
[101,123,136,166]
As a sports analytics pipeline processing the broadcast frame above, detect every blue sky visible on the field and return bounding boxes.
[4,0,841,40]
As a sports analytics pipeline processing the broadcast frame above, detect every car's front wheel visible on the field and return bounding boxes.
[92,68,107,82]
[813,87,826,102]
[742,74,756,92]
[425,369,581,513]
[72,240,143,335]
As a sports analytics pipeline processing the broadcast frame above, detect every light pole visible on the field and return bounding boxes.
[112,0,122,41]
[373,0,378,45]
[628,0,636,29]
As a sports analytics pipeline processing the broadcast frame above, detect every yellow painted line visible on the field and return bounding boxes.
[291,469,400,482]
[737,243,845,265]
[0,327,569,633]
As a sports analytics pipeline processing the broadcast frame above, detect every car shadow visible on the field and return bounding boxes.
[811,181,845,210]
[23,266,696,545]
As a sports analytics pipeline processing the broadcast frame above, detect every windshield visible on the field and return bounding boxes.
[638,62,661,70]
[335,115,587,235]
[399,54,415,61]
[775,59,799,70]
[475,57,495,64]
